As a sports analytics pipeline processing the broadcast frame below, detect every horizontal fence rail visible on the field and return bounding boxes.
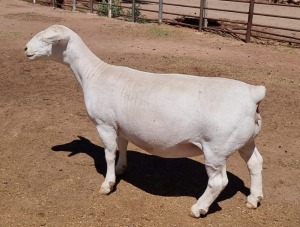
[27,0,300,45]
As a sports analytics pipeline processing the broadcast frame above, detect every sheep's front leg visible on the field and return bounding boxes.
[190,161,228,217]
[239,141,263,209]
[116,136,128,176]
[96,125,117,195]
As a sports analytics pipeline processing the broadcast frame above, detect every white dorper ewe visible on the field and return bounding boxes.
[25,25,265,217]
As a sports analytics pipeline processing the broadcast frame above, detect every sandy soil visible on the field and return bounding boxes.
[1,0,300,226]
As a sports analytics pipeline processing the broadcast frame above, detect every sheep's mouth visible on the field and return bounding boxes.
[26,53,37,60]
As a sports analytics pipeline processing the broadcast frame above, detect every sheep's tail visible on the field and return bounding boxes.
[250,85,266,131]
[251,85,266,104]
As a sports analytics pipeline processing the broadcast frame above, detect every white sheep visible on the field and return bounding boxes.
[25,25,266,217]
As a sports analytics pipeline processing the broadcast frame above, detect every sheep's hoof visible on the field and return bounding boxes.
[246,195,262,209]
[200,209,207,215]
[189,207,207,218]
[189,211,198,218]
[99,182,115,195]
[246,202,256,209]
[99,186,111,195]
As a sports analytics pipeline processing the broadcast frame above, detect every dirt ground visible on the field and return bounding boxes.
[1,0,300,226]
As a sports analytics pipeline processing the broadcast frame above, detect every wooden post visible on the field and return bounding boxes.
[90,0,93,13]
[108,0,112,18]
[132,0,136,22]
[72,0,76,11]
[203,0,208,28]
[246,0,255,43]
[199,0,205,32]
[158,0,163,25]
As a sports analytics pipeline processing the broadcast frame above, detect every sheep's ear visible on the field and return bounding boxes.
[41,29,69,44]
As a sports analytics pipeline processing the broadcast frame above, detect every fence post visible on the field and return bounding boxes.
[52,0,55,8]
[158,0,163,25]
[132,0,136,22]
[33,0,36,3]
[72,0,76,11]
[90,0,93,13]
[199,0,205,32]
[246,0,255,43]
[108,0,112,18]
[204,0,208,28]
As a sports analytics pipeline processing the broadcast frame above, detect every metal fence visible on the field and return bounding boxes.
[29,0,300,45]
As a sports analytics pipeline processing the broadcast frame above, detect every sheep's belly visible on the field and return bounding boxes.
[129,138,203,158]
[149,143,203,158]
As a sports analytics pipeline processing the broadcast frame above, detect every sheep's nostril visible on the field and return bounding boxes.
[24,47,27,51]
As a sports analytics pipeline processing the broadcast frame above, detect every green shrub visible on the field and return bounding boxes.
[126,2,141,18]
[97,0,123,18]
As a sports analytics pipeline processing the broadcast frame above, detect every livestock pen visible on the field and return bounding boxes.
[27,0,300,45]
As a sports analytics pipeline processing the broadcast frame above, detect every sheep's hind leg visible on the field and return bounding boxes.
[96,125,117,195]
[116,136,128,176]
[239,140,263,209]
[190,160,228,218]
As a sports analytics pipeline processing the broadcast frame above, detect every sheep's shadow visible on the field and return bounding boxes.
[52,136,250,215]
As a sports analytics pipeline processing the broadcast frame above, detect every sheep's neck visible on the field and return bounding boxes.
[63,38,107,88]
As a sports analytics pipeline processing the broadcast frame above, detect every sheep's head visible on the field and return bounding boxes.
[25,25,70,61]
